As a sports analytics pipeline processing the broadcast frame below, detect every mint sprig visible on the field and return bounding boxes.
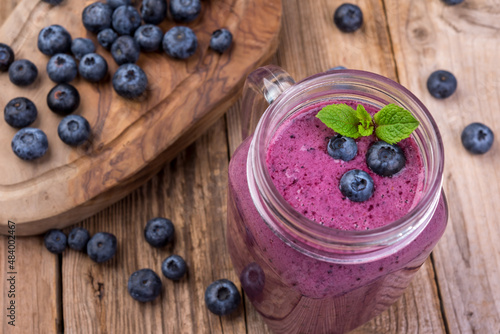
[316,103,419,144]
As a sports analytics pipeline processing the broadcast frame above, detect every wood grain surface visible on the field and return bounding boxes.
[2,0,500,333]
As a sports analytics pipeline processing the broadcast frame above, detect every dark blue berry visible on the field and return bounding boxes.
[111,36,140,65]
[107,0,131,10]
[58,115,91,146]
[11,128,48,160]
[47,83,80,115]
[144,217,174,247]
[68,227,91,251]
[461,122,494,154]
[366,141,406,177]
[327,135,358,161]
[71,38,96,61]
[47,54,77,83]
[427,70,457,99]
[42,0,64,5]
[205,279,241,316]
[79,53,108,82]
[4,97,37,128]
[442,0,464,4]
[112,63,148,98]
[37,25,72,56]
[163,26,197,59]
[339,169,374,202]
[210,29,232,53]
[44,229,67,254]
[112,5,141,36]
[334,3,363,33]
[329,66,347,71]
[161,255,187,280]
[128,269,162,302]
[87,232,117,263]
[169,0,201,23]
[0,43,14,72]
[97,28,118,50]
[239,262,265,299]
[141,0,167,25]
[134,25,163,52]
[9,59,38,86]
[82,2,113,34]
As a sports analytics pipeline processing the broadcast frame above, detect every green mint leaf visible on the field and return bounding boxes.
[355,105,374,136]
[373,104,419,144]
[316,104,362,138]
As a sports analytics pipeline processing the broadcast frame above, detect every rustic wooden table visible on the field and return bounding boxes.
[2,0,499,333]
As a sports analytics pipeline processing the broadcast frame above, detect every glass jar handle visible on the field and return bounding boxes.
[240,65,295,138]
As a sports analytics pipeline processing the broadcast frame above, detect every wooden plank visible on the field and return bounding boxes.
[384,0,500,332]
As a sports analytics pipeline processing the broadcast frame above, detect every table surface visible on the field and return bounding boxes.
[2,0,500,333]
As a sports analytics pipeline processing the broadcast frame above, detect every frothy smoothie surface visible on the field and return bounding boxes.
[266,100,424,230]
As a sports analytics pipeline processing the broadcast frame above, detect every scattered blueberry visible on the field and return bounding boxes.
[107,0,131,10]
[11,128,48,160]
[239,262,265,299]
[47,83,80,115]
[0,43,14,72]
[461,122,494,154]
[111,35,140,65]
[442,0,464,4]
[334,3,363,33]
[71,38,96,61]
[339,169,374,202]
[112,63,148,98]
[42,0,64,5]
[82,2,113,34]
[9,59,38,86]
[47,54,77,83]
[97,28,118,50]
[163,26,198,59]
[327,135,358,161]
[144,217,175,247]
[112,5,141,36]
[366,141,406,177]
[329,66,347,71]
[205,279,241,316]
[4,97,37,128]
[210,29,232,53]
[87,232,117,263]
[141,0,167,25]
[134,24,163,52]
[427,70,457,99]
[44,229,67,254]
[68,227,91,251]
[37,25,72,56]
[58,115,91,146]
[79,53,108,82]
[128,269,162,302]
[161,255,187,280]
[169,0,201,23]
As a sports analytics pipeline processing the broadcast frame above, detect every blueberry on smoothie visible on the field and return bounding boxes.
[79,53,108,82]
[442,0,464,4]
[141,0,167,25]
[144,217,175,248]
[37,25,72,56]
[98,28,118,50]
[169,0,201,23]
[71,38,96,61]
[87,232,117,263]
[427,70,457,99]
[44,229,67,254]
[42,0,64,5]
[461,122,494,154]
[0,43,14,72]
[9,59,38,86]
[4,97,37,128]
[112,63,148,98]
[327,135,358,161]
[82,2,113,34]
[47,83,80,115]
[68,227,91,251]
[107,0,131,10]
[11,128,48,160]
[205,279,241,316]
[366,141,406,177]
[210,29,233,53]
[111,36,140,65]
[334,3,363,33]
[161,255,187,280]
[163,26,198,59]
[58,115,91,146]
[239,262,265,299]
[339,169,374,202]
[47,54,77,83]
[128,269,162,302]
[134,24,163,52]
[112,5,141,36]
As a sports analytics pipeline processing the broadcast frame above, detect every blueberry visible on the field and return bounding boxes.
[47,54,77,83]
[161,255,187,280]
[97,28,118,50]
[128,269,162,302]
[111,36,140,65]
[82,2,113,34]
[47,83,80,115]
[334,3,363,33]
[366,141,406,177]
[4,97,37,128]
[442,0,464,4]
[239,262,265,299]
[58,115,91,146]
[9,59,38,86]
[144,217,174,247]
[134,25,163,52]
[0,43,14,72]
[107,0,131,10]
[112,63,148,98]
[329,66,347,71]
[205,279,241,316]
[112,5,141,36]
[71,38,96,61]
[339,169,374,202]
[42,0,64,5]
[141,0,167,25]
[11,128,48,160]
[37,25,72,56]
[163,26,198,59]
[87,232,117,263]
[79,53,108,82]
[427,70,457,99]
[210,29,232,53]
[169,0,201,23]
[327,135,358,161]
[461,122,494,154]
[44,229,67,254]
[68,227,91,251]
